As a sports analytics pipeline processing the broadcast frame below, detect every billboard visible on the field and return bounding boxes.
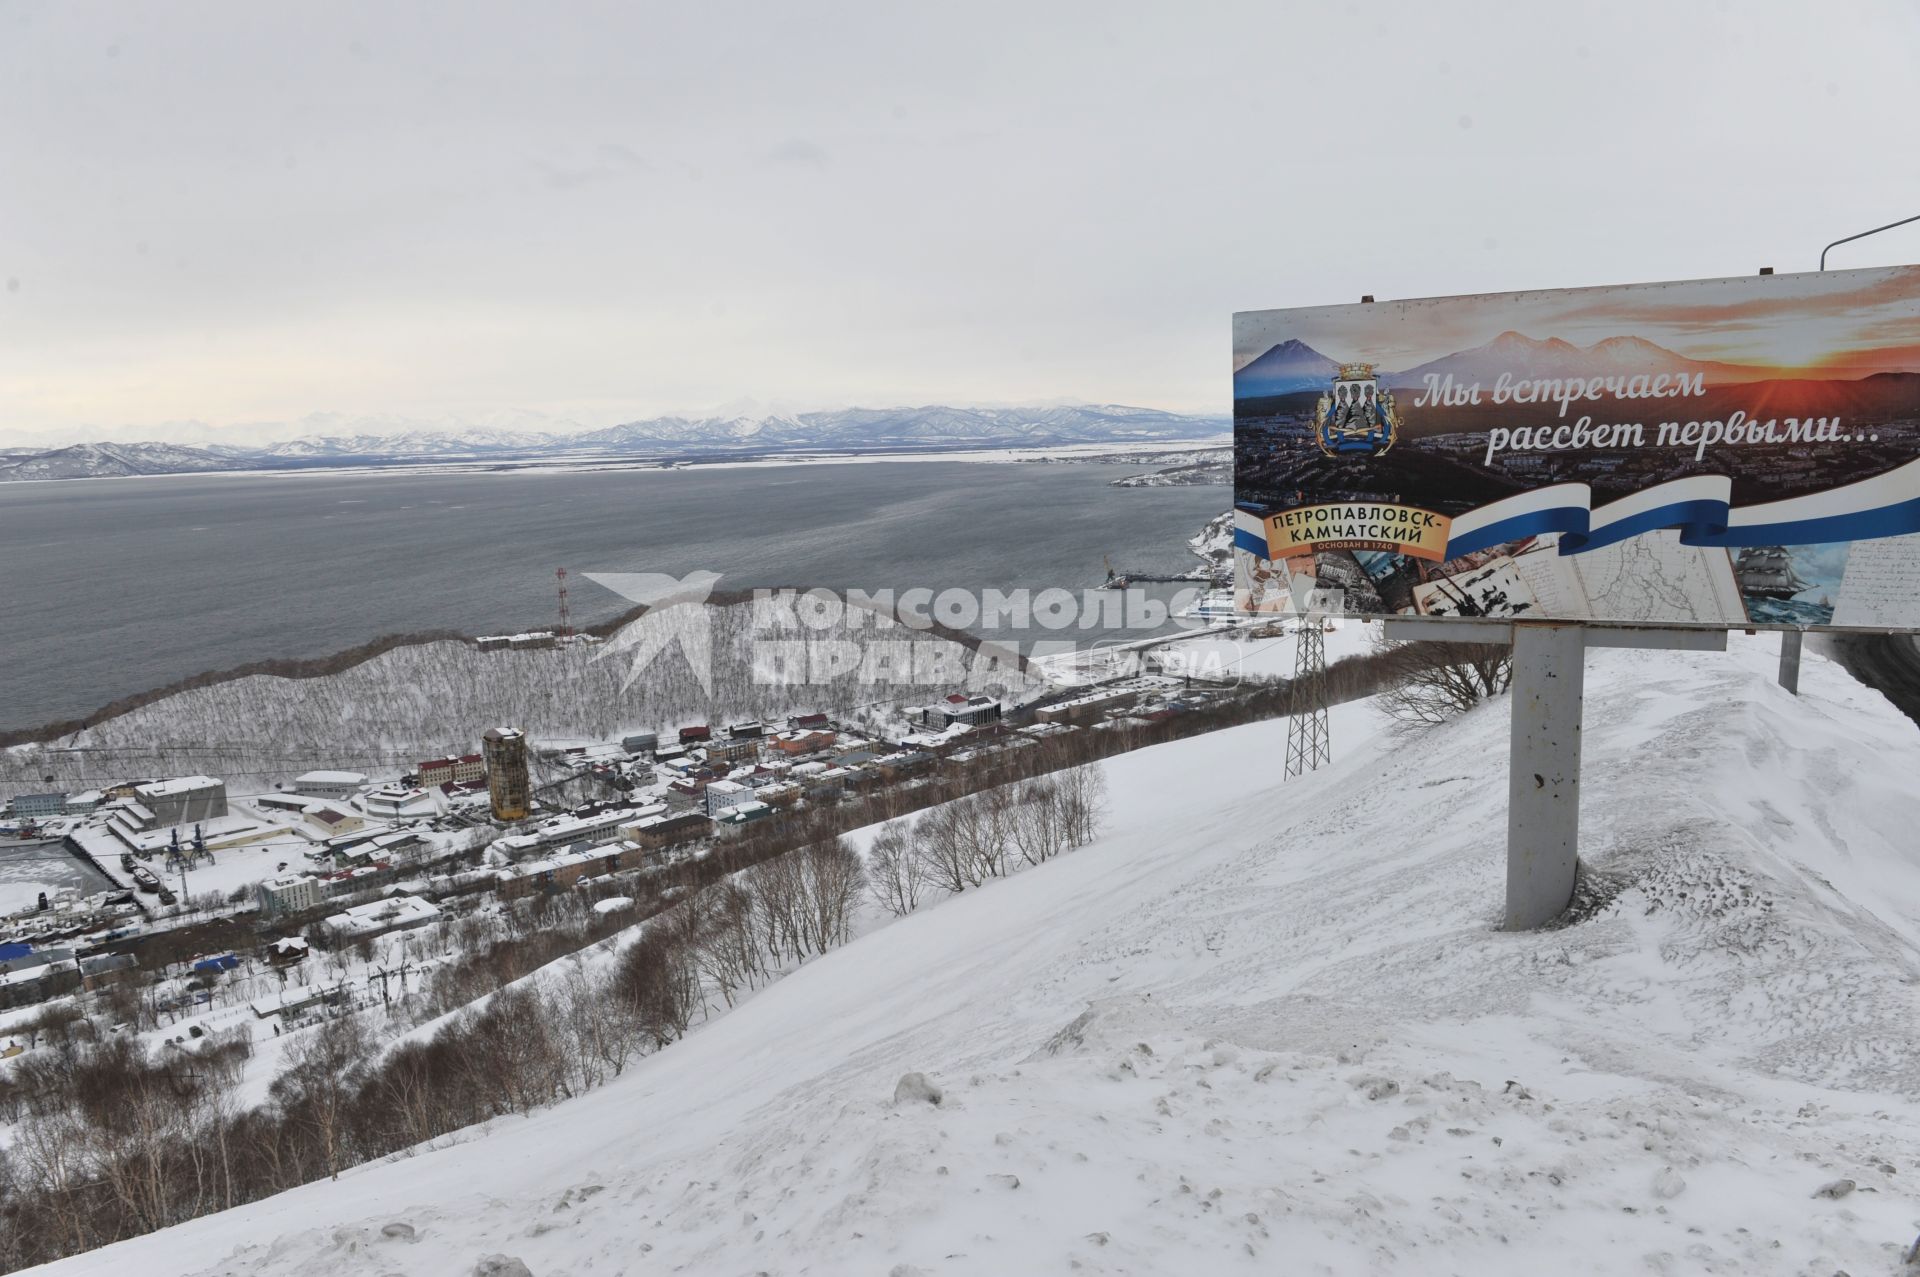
[1233,264,1920,629]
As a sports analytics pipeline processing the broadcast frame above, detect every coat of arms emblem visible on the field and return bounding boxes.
[1314,362,1399,458]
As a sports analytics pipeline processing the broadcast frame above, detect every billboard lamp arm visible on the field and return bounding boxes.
[1820,212,1920,271]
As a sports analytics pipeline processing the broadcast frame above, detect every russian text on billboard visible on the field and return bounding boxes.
[1231,265,1920,630]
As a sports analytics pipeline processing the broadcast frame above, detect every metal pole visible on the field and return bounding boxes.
[1820,212,1920,271]
[1384,618,1724,930]
[1778,629,1803,695]
[1506,624,1585,929]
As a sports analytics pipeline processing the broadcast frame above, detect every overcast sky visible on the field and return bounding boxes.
[3,0,1917,446]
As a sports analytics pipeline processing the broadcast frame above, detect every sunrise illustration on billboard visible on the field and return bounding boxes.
[1232,264,1920,630]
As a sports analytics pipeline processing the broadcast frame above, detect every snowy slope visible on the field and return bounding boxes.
[31,635,1920,1276]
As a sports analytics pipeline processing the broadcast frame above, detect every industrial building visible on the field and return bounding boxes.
[908,694,1004,730]
[483,727,530,822]
[131,776,228,828]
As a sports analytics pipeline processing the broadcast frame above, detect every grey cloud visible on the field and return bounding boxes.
[2,0,1918,445]
[763,137,830,168]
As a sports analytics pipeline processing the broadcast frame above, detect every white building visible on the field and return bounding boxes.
[493,805,657,859]
[324,894,442,942]
[292,770,368,800]
[362,784,444,819]
[257,874,324,920]
[716,799,772,828]
[704,779,757,818]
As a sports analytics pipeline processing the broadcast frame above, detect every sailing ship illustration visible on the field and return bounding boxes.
[1735,546,1809,601]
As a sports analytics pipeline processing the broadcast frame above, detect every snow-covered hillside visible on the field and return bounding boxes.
[0,441,234,481]
[31,635,1920,1276]
[0,597,1037,794]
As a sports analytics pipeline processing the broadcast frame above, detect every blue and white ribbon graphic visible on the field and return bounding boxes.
[1233,507,1270,558]
[1447,457,1920,558]
[1236,457,1920,562]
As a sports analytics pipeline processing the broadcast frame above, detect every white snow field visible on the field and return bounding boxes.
[32,633,1920,1276]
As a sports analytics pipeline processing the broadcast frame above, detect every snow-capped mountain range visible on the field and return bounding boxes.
[0,441,243,482]
[0,404,1228,481]
[1234,331,1786,399]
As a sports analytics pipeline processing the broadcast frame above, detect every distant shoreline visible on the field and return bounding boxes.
[0,436,1232,487]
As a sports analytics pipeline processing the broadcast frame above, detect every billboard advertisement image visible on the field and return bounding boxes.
[1233,264,1920,629]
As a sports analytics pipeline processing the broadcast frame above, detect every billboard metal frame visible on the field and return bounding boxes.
[1383,617,1731,929]
[1233,263,1920,637]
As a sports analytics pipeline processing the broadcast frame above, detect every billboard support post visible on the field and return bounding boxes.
[1779,630,1804,695]
[1381,619,1728,929]
[1507,623,1585,931]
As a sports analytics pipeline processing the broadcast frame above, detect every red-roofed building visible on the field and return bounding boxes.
[770,729,837,756]
[418,753,484,788]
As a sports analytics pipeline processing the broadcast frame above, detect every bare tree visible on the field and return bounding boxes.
[1372,634,1513,727]
[1057,763,1108,848]
[271,1014,371,1180]
[798,838,864,952]
[966,787,1014,879]
[864,822,925,916]
[615,918,702,1047]
[1008,777,1069,866]
[690,882,765,1006]
[744,853,811,962]
[914,803,982,895]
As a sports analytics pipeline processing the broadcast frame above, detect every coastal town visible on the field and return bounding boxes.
[0,618,1327,1046]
